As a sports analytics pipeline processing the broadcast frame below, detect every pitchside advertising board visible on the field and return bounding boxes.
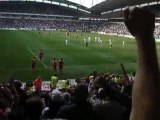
[21,79,76,91]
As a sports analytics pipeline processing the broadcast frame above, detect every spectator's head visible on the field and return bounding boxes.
[48,91,64,113]
[63,92,71,103]
[51,90,63,102]
[73,84,88,103]
[26,81,33,88]
[13,80,22,90]
[103,72,110,78]
[83,77,90,84]
[98,88,107,100]
[132,72,136,76]
[0,98,7,113]
[91,76,114,97]
[91,70,98,76]
[0,84,4,97]
[26,97,42,120]
[40,91,50,107]
[75,77,81,84]
[89,76,94,81]
[91,76,107,90]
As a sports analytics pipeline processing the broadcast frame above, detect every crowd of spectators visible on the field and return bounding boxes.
[154,25,160,39]
[0,67,133,120]
[99,22,160,38]
[99,23,131,35]
[0,18,104,32]
[2,18,160,38]
[3,19,153,38]
[1,1,160,37]
[1,1,160,38]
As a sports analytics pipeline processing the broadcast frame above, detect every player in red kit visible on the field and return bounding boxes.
[58,58,64,73]
[52,58,58,73]
[32,57,36,72]
[33,76,42,92]
[39,49,44,62]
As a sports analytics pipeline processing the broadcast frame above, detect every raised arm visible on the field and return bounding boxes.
[120,63,130,83]
[124,7,160,120]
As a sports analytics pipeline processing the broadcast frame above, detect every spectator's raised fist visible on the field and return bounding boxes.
[124,7,155,38]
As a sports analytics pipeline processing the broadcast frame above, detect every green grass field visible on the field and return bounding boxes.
[0,30,160,82]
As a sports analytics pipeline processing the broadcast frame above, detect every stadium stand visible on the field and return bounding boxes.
[0,18,105,32]
[98,22,130,35]
[1,1,160,38]
[0,1,106,32]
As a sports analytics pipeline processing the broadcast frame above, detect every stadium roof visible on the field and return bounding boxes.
[43,0,91,12]
[2,0,160,16]
[68,0,105,8]
[2,0,92,13]
[91,0,160,13]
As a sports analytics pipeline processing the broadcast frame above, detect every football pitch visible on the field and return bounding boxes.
[0,30,160,82]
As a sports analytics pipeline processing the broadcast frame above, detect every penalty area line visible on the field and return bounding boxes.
[27,49,48,69]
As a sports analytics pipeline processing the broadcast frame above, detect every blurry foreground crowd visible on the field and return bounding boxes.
[0,68,134,120]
